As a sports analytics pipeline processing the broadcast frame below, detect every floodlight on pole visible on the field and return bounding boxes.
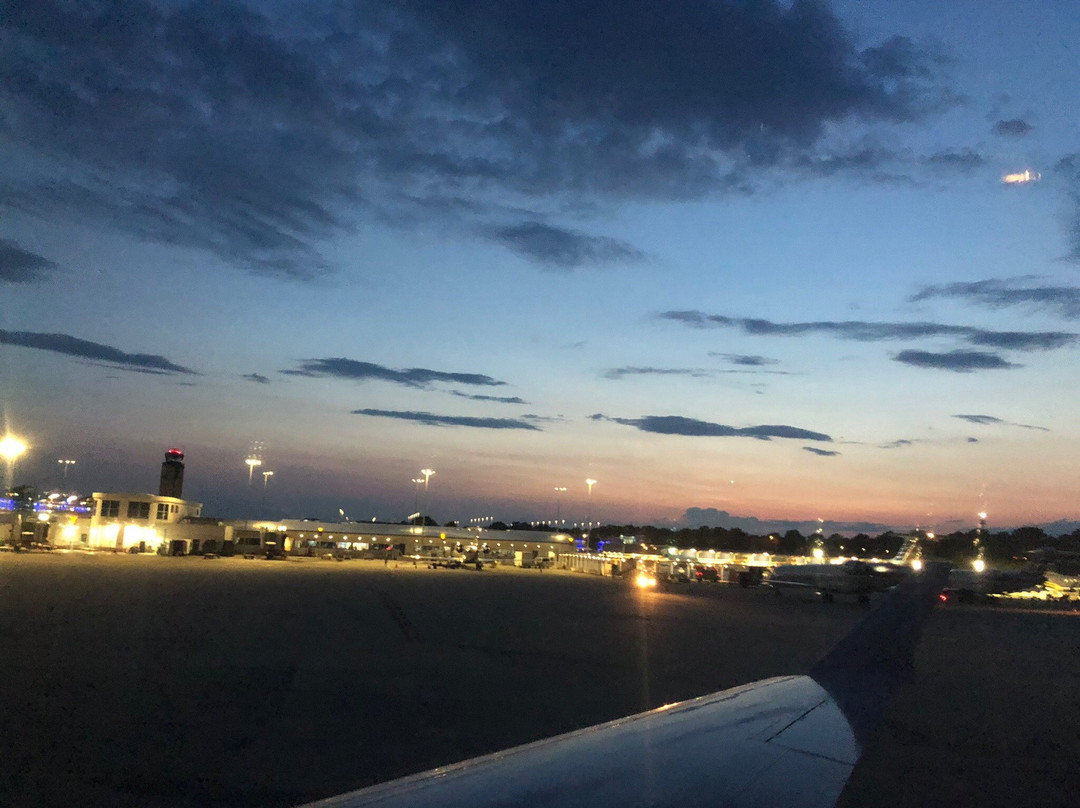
[58,458,76,482]
[554,486,567,524]
[412,478,424,515]
[262,470,274,489]
[1,434,28,491]
[245,456,262,484]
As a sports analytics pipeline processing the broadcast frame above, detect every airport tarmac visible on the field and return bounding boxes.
[1,552,1078,807]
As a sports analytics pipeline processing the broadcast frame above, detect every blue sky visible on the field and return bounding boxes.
[2,0,1079,532]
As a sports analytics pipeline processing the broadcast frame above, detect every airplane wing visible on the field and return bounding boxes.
[298,563,949,808]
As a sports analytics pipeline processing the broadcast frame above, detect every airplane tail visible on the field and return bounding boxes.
[889,532,922,564]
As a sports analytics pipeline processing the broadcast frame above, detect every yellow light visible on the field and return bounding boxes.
[0,434,28,462]
[812,547,825,560]
[37,512,50,522]
[911,559,923,571]
[1002,170,1039,185]
[973,558,986,573]
[635,573,657,589]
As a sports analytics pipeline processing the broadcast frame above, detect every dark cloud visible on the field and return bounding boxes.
[283,358,505,388]
[242,373,270,384]
[682,507,892,535]
[487,222,645,268]
[925,149,985,172]
[0,1,956,276]
[0,239,58,283]
[953,414,1049,431]
[711,353,780,367]
[967,437,979,443]
[603,366,711,380]
[954,414,1003,425]
[659,311,1075,351]
[803,446,840,457]
[596,414,832,442]
[0,329,195,374]
[993,118,1032,137]
[893,350,1018,371]
[521,413,564,424]
[352,409,540,431]
[911,278,1080,319]
[879,439,916,449]
[449,391,527,404]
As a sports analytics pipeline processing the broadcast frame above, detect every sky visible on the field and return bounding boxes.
[2,0,1079,533]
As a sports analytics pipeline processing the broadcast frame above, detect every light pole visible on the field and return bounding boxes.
[411,478,424,519]
[584,479,597,549]
[1,435,28,492]
[245,456,262,484]
[554,486,567,525]
[58,458,76,485]
[974,511,987,572]
[258,470,273,517]
[419,468,435,532]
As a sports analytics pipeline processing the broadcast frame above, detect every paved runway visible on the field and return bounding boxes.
[1,553,1077,807]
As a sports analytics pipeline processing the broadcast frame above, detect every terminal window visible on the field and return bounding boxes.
[156,503,170,520]
[100,500,120,517]
[127,501,151,519]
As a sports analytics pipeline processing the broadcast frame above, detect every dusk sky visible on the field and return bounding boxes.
[2,0,1078,532]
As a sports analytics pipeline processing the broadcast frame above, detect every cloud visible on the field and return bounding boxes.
[352,409,540,431]
[967,437,979,443]
[487,222,645,268]
[603,366,711,380]
[242,373,271,384]
[711,353,780,367]
[283,358,505,388]
[659,310,1075,351]
[912,278,1080,319]
[893,349,1018,371]
[0,1,956,278]
[596,414,832,442]
[681,507,892,535]
[879,439,916,449]
[925,149,985,172]
[993,118,1032,137]
[952,414,1049,431]
[449,391,527,404]
[803,446,840,457]
[0,239,58,283]
[0,329,195,374]
[521,413,564,424]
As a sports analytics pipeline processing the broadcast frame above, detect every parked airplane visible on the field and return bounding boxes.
[767,559,908,603]
[767,534,924,603]
[299,564,949,808]
[944,565,1044,601]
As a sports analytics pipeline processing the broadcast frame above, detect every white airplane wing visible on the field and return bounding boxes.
[299,563,948,808]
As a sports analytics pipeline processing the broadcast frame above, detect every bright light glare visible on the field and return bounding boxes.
[911,559,923,571]
[635,573,657,589]
[1002,170,1039,185]
[973,558,986,573]
[0,435,28,462]
[812,547,825,560]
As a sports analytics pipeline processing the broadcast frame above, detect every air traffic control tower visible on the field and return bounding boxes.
[158,448,185,498]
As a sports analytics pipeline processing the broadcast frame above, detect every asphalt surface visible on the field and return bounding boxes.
[1,553,1077,807]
